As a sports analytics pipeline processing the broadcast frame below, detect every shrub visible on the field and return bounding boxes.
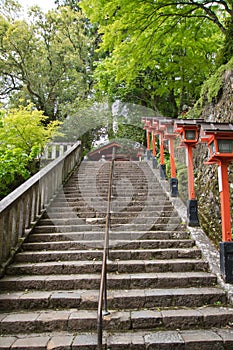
[0,104,62,198]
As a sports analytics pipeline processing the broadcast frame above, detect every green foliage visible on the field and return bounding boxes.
[0,6,94,121]
[111,101,155,146]
[0,148,31,197]
[0,1,102,152]
[187,56,233,118]
[218,18,233,65]
[1,0,232,153]
[0,104,61,153]
[201,57,233,102]
[54,0,81,11]
[81,0,224,115]
[56,99,114,153]
[0,0,22,20]
[115,123,145,145]
[0,104,62,198]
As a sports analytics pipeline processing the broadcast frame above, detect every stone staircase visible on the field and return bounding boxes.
[0,160,233,349]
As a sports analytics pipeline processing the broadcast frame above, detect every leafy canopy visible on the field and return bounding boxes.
[80,0,227,115]
[0,5,94,121]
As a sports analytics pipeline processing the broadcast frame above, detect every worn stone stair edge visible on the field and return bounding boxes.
[12,248,203,264]
[1,307,233,334]
[148,161,233,303]
[5,259,208,277]
[21,239,195,252]
[1,328,233,349]
[0,287,227,313]
[0,286,226,300]
[0,271,217,292]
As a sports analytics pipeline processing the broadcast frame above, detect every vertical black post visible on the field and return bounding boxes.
[160,164,166,180]
[187,199,199,226]
[152,156,158,169]
[170,178,178,197]
[147,150,151,160]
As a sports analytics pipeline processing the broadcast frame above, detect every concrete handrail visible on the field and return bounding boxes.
[42,142,75,160]
[0,141,82,276]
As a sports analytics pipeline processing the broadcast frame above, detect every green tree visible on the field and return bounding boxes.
[0,104,61,198]
[0,104,61,153]
[57,98,115,153]
[81,0,225,115]
[54,0,81,11]
[219,17,233,64]
[0,0,21,20]
[0,5,93,121]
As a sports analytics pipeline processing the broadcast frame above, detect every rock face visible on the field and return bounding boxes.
[200,69,233,123]
[194,69,233,246]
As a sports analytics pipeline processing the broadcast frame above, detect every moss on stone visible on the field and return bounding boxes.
[186,57,233,119]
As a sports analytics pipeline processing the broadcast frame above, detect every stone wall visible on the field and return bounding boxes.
[194,69,233,246]
[200,69,233,123]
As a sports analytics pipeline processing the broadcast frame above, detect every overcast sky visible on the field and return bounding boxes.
[19,0,56,13]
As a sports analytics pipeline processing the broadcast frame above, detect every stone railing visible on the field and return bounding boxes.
[42,142,75,160]
[0,141,82,276]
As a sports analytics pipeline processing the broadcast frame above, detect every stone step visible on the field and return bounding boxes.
[0,160,230,350]
[48,202,174,209]
[43,209,178,219]
[1,328,233,349]
[27,230,191,242]
[0,271,217,291]
[14,247,202,262]
[76,172,157,177]
[69,177,157,182]
[82,169,156,173]
[78,169,156,175]
[49,199,171,207]
[63,194,161,200]
[55,191,164,198]
[32,224,101,233]
[79,171,156,174]
[36,216,181,227]
[62,184,159,190]
[76,184,159,189]
[61,183,160,189]
[21,239,194,251]
[6,259,208,276]
[0,287,227,312]
[32,222,185,233]
[69,181,158,187]
[75,179,158,184]
[0,306,232,335]
[46,204,174,214]
[63,184,152,188]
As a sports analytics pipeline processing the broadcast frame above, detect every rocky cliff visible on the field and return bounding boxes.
[192,62,233,246]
